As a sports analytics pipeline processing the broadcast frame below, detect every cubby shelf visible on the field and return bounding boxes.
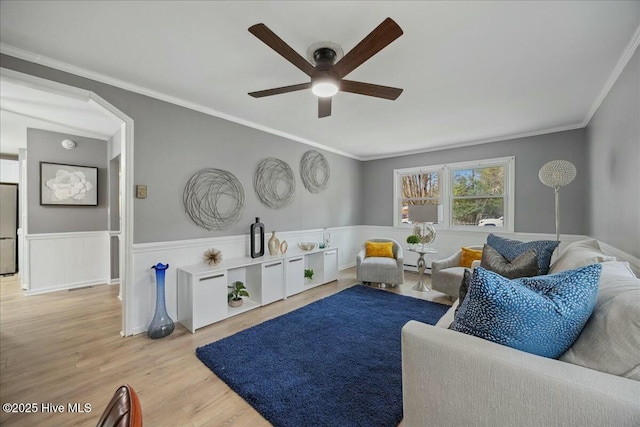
[177,247,339,333]
[227,298,260,317]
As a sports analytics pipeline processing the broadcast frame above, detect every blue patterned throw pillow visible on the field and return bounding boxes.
[451,264,601,359]
[487,233,559,274]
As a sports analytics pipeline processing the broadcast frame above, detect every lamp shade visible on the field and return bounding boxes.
[408,204,438,223]
[538,160,576,188]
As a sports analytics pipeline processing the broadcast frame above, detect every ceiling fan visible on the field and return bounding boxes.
[248,18,404,118]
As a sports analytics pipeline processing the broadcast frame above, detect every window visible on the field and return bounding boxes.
[394,156,514,232]
[399,170,440,224]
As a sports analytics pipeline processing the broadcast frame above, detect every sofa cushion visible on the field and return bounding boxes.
[437,300,458,328]
[560,261,640,380]
[480,244,538,279]
[460,247,483,268]
[451,264,601,358]
[487,234,559,274]
[365,241,394,258]
[549,239,616,274]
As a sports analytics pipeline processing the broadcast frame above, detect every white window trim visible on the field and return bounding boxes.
[393,156,515,233]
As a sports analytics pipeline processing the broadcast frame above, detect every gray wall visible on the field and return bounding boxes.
[2,55,363,244]
[110,235,119,280]
[27,129,108,233]
[13,51,637,253]
[586,48,640,258]
[109,156,120,232]
[132,102,362,242]
[362,129,588,235]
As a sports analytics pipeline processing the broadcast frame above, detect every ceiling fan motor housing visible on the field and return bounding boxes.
[312,48,340,93]
[313,47,337,70]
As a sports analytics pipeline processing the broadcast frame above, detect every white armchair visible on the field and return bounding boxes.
[431,245,482,297]
[356,238,404,286]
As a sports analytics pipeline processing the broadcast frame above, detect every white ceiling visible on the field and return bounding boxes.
[1,1,639,160]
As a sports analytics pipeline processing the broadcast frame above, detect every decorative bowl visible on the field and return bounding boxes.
[297,242,317,251]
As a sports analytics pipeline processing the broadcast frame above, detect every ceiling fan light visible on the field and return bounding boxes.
[312,81,339,97]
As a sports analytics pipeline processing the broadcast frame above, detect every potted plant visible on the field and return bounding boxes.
[228,281,249,307]
[304,269,314,282]
[406,234,420,250]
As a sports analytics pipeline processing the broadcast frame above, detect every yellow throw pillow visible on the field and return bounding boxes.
[365,241,394,258]
[460,247,483,268]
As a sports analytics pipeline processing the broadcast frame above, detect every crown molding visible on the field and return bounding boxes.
[0,44,360,161]
[1,107,112,141]
[582,22,640,127]
[360,123,585,161]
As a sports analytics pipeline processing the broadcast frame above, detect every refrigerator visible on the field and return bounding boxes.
[0,183,18,275]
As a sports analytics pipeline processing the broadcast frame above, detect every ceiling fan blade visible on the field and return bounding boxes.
[340,80,403,100]
[333,18,403,78]
[249,82,312,98]
[318,97,332,118]
[249,24,317,77]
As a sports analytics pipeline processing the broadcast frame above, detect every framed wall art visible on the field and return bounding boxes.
[40,162,98,206]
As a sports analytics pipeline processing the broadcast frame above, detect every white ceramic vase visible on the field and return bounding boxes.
[268,231,280,255]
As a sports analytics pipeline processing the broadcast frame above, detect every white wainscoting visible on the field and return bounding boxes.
[355,226,589,270]
[25,231,111,295]
[128,225,638,335]
[130,226,361,335]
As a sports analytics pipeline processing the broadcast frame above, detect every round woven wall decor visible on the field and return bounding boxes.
[300,150,330,194]
[183,168,245,231]
[254,158,296,209]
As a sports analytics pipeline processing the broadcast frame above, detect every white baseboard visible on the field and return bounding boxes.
[340,262,356,270]
[25,278,110,296]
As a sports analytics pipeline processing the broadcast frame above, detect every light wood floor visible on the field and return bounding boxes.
[0,269,450,426]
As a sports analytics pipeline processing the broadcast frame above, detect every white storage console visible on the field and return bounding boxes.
[177,247,339,333]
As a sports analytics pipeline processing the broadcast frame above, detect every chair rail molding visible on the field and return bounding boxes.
[125,225,637,335]
[129,226,359,335]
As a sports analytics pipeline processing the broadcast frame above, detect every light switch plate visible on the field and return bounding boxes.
[136,185,147,199]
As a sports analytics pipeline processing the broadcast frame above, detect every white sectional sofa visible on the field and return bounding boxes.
[401,240,640,426]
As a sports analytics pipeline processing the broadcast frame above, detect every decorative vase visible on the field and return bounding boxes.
[250,217,265,258]
[268,231,280,255]
[148,263,175,339]
[280,240,288,254]
[323,227,331,247]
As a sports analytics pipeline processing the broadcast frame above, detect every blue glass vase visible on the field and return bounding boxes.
[148,263,175,339]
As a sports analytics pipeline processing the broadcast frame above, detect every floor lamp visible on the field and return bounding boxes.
[538,160,576,241]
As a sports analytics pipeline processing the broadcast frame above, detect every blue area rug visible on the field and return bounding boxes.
[196,285,449,427]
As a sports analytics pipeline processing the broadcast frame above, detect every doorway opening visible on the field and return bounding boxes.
[0,68,134,336]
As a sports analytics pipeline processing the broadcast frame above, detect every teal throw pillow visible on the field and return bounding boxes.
[451,264,601,359]
[487,233,559,274]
